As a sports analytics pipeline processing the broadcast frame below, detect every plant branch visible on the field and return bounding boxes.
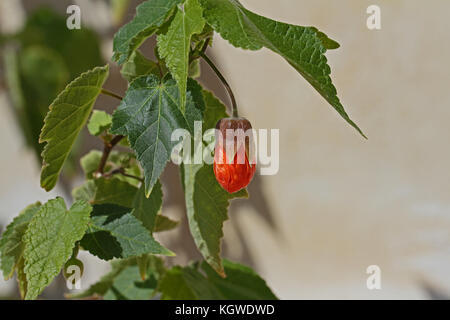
[103,167,143,182]
[95,135,124,175]
[101,89,123,101]
[199,51,239,117]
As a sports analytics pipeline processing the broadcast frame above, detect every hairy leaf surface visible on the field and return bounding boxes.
[111,75,203,196]
[23,198,92,300]
[40,65,109,191]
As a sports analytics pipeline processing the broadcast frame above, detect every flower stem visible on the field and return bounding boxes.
[199,52,239,117]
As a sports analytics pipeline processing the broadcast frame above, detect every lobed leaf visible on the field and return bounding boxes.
[110,75,203,196]
[199,0,365,137]
[113,0,183,64]
[39,65,109,191]
[23,198,92,300]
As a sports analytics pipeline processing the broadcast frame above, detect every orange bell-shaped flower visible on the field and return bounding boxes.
[213,117,256,193]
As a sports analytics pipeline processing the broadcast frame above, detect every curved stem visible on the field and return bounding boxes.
[199,52,239,118]
[101,89,123,101]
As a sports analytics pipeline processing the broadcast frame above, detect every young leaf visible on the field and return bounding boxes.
[80,150,103,179]
[23,198,92,300]
[113,0,183,64]
[120,50,161,82]
[154,215,179,232]
[157,0,205,111]
[39,65,109,191]
[110,75,203,196]
[182,164,247,277]
[201,259,278,300]
[0,202,41,280]
[199,0,365,137]
[189,59,201,79]
[132,181,163,233]
[87,110,112,136]
[80,204,174,260]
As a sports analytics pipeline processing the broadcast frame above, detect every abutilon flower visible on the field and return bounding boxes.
[213,117,256,193]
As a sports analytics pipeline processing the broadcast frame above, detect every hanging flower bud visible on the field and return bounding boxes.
[213,117,256,193]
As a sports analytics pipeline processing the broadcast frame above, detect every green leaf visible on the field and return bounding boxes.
[132,181,163,232]
[157,0,205,111]
[23,198,92,300]
[80,204,173,260]
[80,150,102,179]
[159,265,222,299]
[104,265,158,300]
[71,255,166,299]
[0,202,41,280]
[110,75,203,196]
[158,259,278,300]
[182,164,247,276]
[201,259,278,300]
[113,0,183,64]
[120,50,160,82]
[87,110,112,136]
[39,65,109,191]
[154,215,179,232]
[93,178,138,208]
[202,89,229,131]
[16,258,28,299]
[188,59,201,79]
[199,0,365,138]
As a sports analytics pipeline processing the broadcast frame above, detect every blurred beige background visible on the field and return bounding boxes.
[2,0,450,299]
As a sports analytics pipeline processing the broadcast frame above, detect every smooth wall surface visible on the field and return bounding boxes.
[1,0,450,299]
